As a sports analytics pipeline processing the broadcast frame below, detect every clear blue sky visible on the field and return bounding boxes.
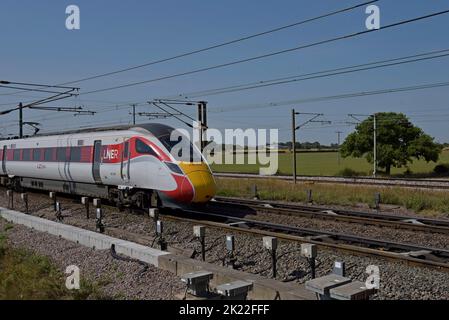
[1,0,449,144]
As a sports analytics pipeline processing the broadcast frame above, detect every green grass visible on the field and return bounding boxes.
[209,149,449,177]
[0,224,110,300]
[216,177,449,216]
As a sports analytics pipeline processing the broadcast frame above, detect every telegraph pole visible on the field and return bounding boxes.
[197,101,207,152]
[373,113,377,177]
[336,131,343,166]
[19,102,23,138]
[292,109,297,184]
[131,104,137,125]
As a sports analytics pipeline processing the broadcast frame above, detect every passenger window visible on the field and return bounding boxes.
[57,148,67,161]
[13,150,20,161]
[33,149,41,161]
[23,149,31,161]
[44,148,53,161]
[70,147,82,162]
[135,139,157,156]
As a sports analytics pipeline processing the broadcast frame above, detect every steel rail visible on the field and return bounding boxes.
[163,208,449,272]
[2,184,448,272]
[211,196,449,234]
[214,173,449,190]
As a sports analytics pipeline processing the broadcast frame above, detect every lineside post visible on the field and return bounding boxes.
[225,235,236,269]
[55,202,63,221]
[194,225,206,262]
[81,197,90,219]
[301,243,317,279]
[156,220,167,250]
[306,189,313,204]
[263,237,278,279]
[7,190,13,209]
[49,192,57,211]
[21,193,28,214]
[333,261,346,277]
[96,208,105,233]
[374,192,381,212]
[149,208,159,235]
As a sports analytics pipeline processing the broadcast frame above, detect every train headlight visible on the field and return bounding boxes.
[164,162,184,175]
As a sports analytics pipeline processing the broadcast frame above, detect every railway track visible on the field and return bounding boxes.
[163,208,449,272]
[211,196,449,235]
[2,186,449,272]
[215,173,449,190]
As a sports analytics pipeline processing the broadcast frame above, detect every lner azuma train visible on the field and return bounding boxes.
[0,123,216,209]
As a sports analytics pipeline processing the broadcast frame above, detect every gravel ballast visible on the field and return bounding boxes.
[0,218,184,300]
[218,207,449,249]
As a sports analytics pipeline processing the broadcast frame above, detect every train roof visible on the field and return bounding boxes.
[1,123,178,141]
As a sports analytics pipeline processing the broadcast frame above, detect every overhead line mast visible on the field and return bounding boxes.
[0,81,96,138]
[291,111,331,184]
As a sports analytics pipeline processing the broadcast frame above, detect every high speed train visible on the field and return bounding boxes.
[0,123,216,209]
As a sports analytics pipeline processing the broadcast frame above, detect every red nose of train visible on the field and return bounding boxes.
[162,162,216,205]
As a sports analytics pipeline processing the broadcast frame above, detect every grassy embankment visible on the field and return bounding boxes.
[215,177,449,216]
[0,222,106,300]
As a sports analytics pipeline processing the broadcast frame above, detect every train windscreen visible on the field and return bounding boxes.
[158,132,202,162]
[141,124,202,162]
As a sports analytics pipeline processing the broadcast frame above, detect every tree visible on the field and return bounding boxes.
[340,112,442,175]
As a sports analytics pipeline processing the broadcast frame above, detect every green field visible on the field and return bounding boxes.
[0,222,108,300]
[209,149,449,177]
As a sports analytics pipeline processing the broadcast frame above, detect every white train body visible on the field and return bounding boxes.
[0,124,216,207]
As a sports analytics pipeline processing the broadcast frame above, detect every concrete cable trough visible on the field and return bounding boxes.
[0,207,169,267]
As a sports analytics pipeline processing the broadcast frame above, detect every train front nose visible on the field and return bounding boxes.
[179,162,216,203]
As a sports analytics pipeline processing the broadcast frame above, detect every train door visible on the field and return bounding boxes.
[1,146,6,175]
[92,140,102,184]
[120,138,130,183]
[57,135,75,183]
[65,135,76,183]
